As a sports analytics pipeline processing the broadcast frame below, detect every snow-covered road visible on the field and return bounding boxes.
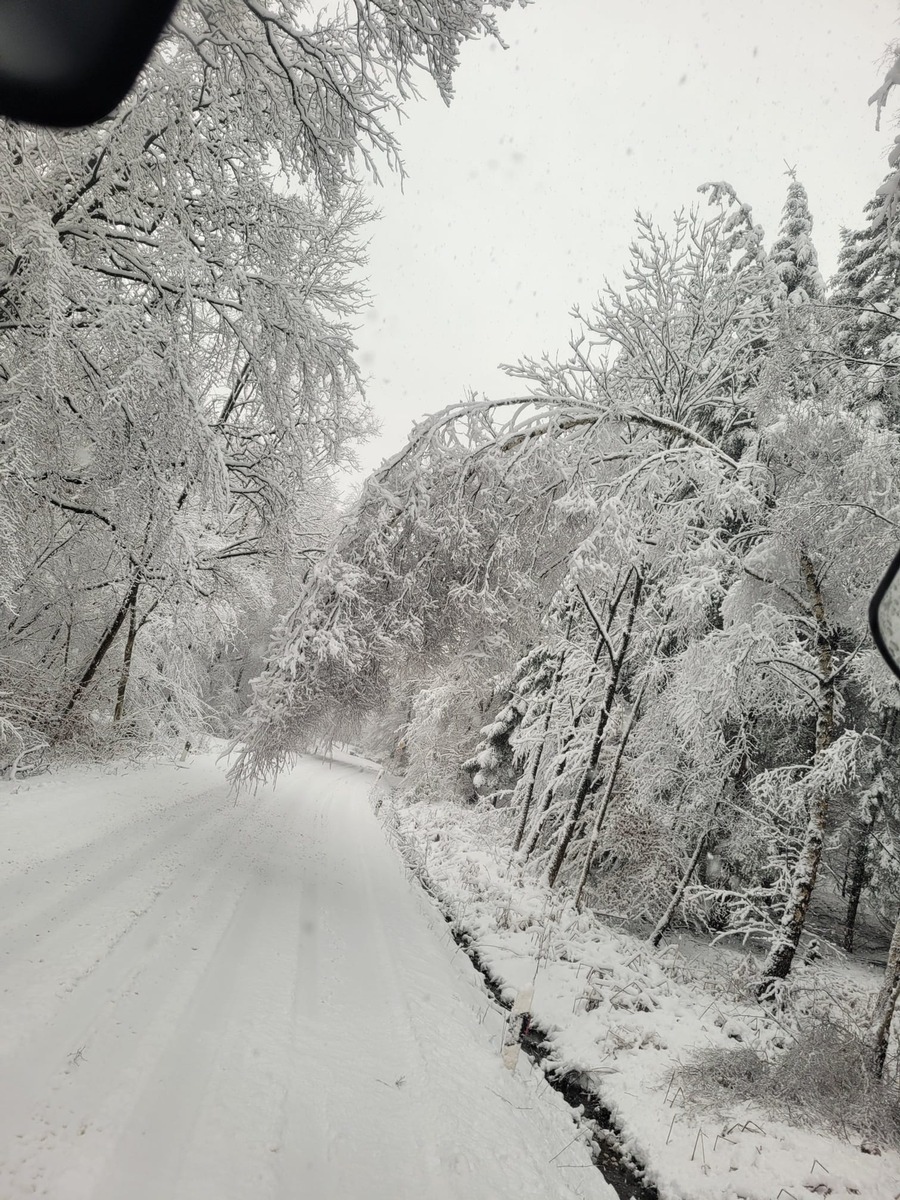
[0,752,615,1200]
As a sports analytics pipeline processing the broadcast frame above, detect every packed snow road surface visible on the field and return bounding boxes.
[0,751,614,1200]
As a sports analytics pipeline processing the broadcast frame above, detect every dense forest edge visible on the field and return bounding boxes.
[238,172,900,1085]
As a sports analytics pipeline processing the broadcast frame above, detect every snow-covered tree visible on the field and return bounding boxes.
[0,0,518,759]
[770,173,824,304]
[464,646,558,806]
[230,406,563,783]
[830,180,900,423]
[0,94,369,751]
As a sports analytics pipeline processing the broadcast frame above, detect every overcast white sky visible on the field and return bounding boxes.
[351,0,899,477]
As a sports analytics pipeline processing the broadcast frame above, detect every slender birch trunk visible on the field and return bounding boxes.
[520,637,602,858]
[844,713,892,953]
[843,791,880,953]
[512,742,546,852]
[871,914,900,1078]
[649,825,710,947]
[522,572,634,860]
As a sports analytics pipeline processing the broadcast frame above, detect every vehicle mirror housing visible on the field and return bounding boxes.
[0,0,178,126]
[870,546,900,683]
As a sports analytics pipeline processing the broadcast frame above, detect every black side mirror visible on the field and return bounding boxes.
[0,0,178,126]
[870,546,900,682]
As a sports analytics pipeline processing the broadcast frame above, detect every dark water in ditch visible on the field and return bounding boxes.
[462,939,660,1200]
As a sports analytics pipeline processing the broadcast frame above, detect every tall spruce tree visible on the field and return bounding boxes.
[830,175,900,420]
[770,172,824,304]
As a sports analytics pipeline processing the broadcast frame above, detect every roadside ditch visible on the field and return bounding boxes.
[383,809,661,1200]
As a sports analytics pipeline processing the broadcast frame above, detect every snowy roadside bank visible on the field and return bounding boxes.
[379,791,900,1200]
[377,790,659,1200]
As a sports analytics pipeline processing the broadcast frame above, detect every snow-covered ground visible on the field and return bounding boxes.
[387,794,900,1200]
[0,750,616,1200]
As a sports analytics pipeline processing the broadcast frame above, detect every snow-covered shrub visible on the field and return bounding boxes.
[401,678,482,804]
[681,1017,900,1146]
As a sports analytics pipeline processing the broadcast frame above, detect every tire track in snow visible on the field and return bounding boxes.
[272,840,325,1196]
[87,875,266,1200]
[0,798,260,1195]
[0,793,246,1059]
[92,799,329,1200]
[347,799,510,1195]
[276,788,435,1200]
[0,786,330,1200]
[0,773,220,894]
[328,784,603,1200]
[0,786,230,957]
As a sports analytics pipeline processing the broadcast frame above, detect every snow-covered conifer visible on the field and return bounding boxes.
[830,181,900,420]
[770,173,825,303]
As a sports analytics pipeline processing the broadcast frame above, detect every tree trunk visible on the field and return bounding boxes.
[62,619,72,672]
[871,912,900,1078]
[843,793,880,953]
[760,791,828,990]
[512,635,571,852]
[521,640,602,858]
[758,551,834,997]
[512,742,545,852]
[547,574,642,889]
[696,845,709,886]
[113,585,139,724]
[57,577,140,729]
[520,576,633,859]
[845,713,893,953]
[573,674,649,909]
[650,825,710,947]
